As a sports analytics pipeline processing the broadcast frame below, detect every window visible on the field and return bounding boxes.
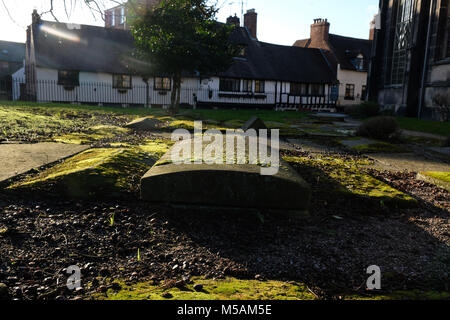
[351,54,364,71]
[113,74,132,89]
[242,79,252,92]
[290,83,308,96]
[361,85,367,100]
[255,80,265,93]
[236,45,247,58]
[154,77,171,90]
[436,0,450,59]
[310,84,325,95]
[58,70,79,86]
[391,0,415,85]
[345,84,355,100]
[219,78,240,92]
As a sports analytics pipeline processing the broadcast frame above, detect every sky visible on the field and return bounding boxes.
[0,0,379,46]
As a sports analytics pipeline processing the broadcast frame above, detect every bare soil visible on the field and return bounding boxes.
[0,149,448,300]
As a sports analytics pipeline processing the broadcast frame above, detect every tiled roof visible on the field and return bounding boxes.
[31,20,335,83]
[294,34,372,72]
[0,40,25,63]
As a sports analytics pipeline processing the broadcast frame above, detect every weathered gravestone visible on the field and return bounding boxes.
[141,134,311,214]
[242,116,268,132]
[125,117,162,131]
[311,113,347,123]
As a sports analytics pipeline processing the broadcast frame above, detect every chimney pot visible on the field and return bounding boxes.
[244,9,257,39]
[310,18,330,49]
[226,14,240,27]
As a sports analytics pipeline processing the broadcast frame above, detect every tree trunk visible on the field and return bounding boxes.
[170,74,182,115]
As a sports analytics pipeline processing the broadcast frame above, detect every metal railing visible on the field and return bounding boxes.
[6,78,337,111]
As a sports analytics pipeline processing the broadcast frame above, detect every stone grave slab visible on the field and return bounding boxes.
[125,117,163,131]
[8,148,152,198]
[311,113,347,123]
[141,136,311,212]
[242,116,268,132]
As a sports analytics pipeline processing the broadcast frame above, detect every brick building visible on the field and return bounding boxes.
[105,0,160,30]
[368,0,450,120]
[294,19,373,106]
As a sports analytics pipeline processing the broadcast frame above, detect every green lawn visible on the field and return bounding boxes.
[397,117,450,137]
[0,101,312,142]
[0,100,309,122]
[0,100,165,117]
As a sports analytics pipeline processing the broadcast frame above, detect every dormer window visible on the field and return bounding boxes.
[351,54,364,71]
[236,44,247,58]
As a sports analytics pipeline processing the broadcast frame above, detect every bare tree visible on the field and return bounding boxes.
[1,0,126,23]
[40,0,126,21]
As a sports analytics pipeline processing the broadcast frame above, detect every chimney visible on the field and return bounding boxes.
[369,16,376,40]
[32,9,41,25]
[226,14,240,27]
[244,9,257,39]
[310,18,330,49]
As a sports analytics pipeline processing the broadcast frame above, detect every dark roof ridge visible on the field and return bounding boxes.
[0,40,25,45]
[258,40,323,52]
[329,33,371,42]
[38,19,131,34]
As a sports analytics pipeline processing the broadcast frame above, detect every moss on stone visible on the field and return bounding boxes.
[94,277,316,301]
[7,137,174,198]
[8,148,154,198]
[284,155,417,208]
[137,139,175,157]
[418,171,450,192]
[352,142,409,153]
[421,172,450,183]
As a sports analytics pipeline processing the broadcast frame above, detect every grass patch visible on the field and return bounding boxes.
[397,117,450,137]
[53,125,131,145]
[94,277,450,301]
[344,290,450,300]
[0,100,165,117]
[284,155,417,208]
[95,277,316,301]
[0,106,83,142]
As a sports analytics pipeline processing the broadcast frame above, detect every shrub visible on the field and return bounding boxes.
[357,116,400,140]
[359,101,380,118]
